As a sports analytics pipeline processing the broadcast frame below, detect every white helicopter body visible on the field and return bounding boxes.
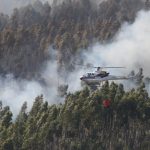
[80,66,136,85]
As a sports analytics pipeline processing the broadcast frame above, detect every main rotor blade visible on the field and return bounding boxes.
[94,67,126,69]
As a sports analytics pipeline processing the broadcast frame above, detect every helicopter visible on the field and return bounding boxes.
[80,66,137,86]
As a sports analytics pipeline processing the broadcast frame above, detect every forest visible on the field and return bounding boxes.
[0,0,150,149]
[0,0,147,79]
[1,82,150,150]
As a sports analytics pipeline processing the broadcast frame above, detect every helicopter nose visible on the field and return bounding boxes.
[80,77,83,80]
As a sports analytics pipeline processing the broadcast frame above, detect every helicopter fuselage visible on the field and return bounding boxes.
[80,73,128,84]
[79,66,137,85]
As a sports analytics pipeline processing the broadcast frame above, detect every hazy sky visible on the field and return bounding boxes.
[0,0,54,15]
[0,0,107,15]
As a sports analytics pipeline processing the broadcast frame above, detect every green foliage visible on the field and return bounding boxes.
[0,0,149,149]
[1,82,150,150]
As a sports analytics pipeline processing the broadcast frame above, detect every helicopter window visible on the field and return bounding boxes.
[87,73,90,77]
[85,73,95,77]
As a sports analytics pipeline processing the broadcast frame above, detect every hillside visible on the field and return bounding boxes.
[0,0,150,150]
[0,0,147,79]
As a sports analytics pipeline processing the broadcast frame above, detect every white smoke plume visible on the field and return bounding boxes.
[0,48,83,117]
[1,10,150,117]
[0,65,59,117]
[82,10,150,91]
[83,10,150,76]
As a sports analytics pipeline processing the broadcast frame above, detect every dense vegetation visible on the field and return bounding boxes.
[1,82,150,150]
[0,0,148,78]
[1,0,150,149]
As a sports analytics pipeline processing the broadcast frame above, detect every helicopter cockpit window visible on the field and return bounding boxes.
[85,73,95,77]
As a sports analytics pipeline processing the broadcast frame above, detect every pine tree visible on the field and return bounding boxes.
[13,102,28,150]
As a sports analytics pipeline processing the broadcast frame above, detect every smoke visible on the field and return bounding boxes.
[0,69,60,117]
[0,48,83,117]
[0,0,32,15]
[0,0,53,15]
[82,10,150,92]
[83,10,150,76]
[1,10,150,117]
